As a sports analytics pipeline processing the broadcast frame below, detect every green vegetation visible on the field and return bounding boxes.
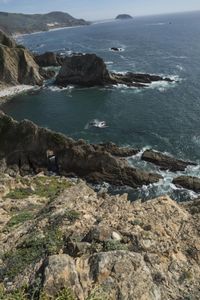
[2,227,64,280]
[6,211,34,228]
[103,240,128,252]
[0,11,89,35]
[4,176,72,201]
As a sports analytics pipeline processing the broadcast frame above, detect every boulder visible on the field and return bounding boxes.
[55,53,110,87]
[93,142,139,157]
[0,111,162,189]
[173,176,200,193]
[142,149,196,172]
[0,30,43,87]
[34,51,65,67]
[55,53,174,88]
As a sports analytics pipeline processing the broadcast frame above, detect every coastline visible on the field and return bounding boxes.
[0,85,38,103]
[13,24,92,39]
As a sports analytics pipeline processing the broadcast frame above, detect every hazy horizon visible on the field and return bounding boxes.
[0,0,200,20]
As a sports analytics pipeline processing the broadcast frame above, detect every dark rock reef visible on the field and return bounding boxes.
[173,176,200,193]
[0,111,162,188]
[0,31,43,88]
[55,53,173,87]
[142,149,196,172]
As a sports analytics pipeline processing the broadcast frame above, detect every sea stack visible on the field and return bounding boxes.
[116,14,133,20]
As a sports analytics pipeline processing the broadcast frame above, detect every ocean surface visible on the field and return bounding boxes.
[2,11,200,200]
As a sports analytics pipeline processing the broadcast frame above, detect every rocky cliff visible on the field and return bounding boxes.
[0,31,43,90]
[0,175,200,299]
[0,111,161,188]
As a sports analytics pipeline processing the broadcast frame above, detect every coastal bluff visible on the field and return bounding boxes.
[0,31,43,90]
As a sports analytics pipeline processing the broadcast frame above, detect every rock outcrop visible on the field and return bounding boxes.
[55,53,173,88]
[142,149,196,172]
[55,54,111,87]
[173,176,200,193]
[34,51,65,67]
[1,178,200,299]
[0,30,43,89]
[0,111,162,188]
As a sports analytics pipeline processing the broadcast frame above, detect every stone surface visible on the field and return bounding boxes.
[34,51,65,67]
[142,149,196,171]
[0,111,162,189]
[173,175,200,192]
[0,31,43,88]
[1,179,200,299]
[55,53,173,88]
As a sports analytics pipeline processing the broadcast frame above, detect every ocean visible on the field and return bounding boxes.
[2,11,200,200]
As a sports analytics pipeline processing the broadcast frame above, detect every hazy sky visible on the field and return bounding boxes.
[0,0,200,20]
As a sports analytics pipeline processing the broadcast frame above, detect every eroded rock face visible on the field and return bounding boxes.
[0,31,43,88]
[34,51,65,67]
[173,176,200,193]
[55,53,173,88]
[1,180,200,299]
[55,53,111,87]
[0,111,161,188]
[142,149,196,172]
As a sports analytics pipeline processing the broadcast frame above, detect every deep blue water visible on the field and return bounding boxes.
[2,11,200,200]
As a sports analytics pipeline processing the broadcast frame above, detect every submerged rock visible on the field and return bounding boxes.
[173,176,200,193]
[142,149,196,172]
[0,111,161,188]
[55,53,173,88]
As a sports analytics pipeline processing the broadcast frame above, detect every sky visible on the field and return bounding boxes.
[0,0,200,20]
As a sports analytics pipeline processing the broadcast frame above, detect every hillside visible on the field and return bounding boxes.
[0,11,90,35]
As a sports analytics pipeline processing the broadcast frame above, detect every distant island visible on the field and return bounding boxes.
[0,11,90,35]
[116,14,133,20]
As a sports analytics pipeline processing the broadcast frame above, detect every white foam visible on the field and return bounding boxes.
[47,85,74,92]
[0,85,37,100]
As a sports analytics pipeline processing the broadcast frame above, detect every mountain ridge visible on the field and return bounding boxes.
[0,11,90,35]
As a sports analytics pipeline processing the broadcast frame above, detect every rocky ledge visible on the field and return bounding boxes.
[55,53,173,87]
[0,111,161,189]
[0,175,200,299]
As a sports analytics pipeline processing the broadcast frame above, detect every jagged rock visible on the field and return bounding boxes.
[0,111,162,188]
[173,176,200,193]
[142,149,196,172]
[1,180,200,299]
[55,53,110,87]
[55,53,174,88]
[39,67,56,79]
[93,142,139,157]
[0,30,43,88]
[34,51,65,67]
[0,30,16,47]
[83,225,113,243]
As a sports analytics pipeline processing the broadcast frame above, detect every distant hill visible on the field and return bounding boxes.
[0,11,90,35]
[116,14,133,20]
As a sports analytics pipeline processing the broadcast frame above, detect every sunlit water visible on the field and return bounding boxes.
[2,11,200,200]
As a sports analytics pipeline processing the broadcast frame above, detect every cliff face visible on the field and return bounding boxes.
[0,11,90,35]
[0,31,43,89]
[0,111,161,188]
[0,175,200,299]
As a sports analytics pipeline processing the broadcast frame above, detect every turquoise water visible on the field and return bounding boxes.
[2,11,200,200]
